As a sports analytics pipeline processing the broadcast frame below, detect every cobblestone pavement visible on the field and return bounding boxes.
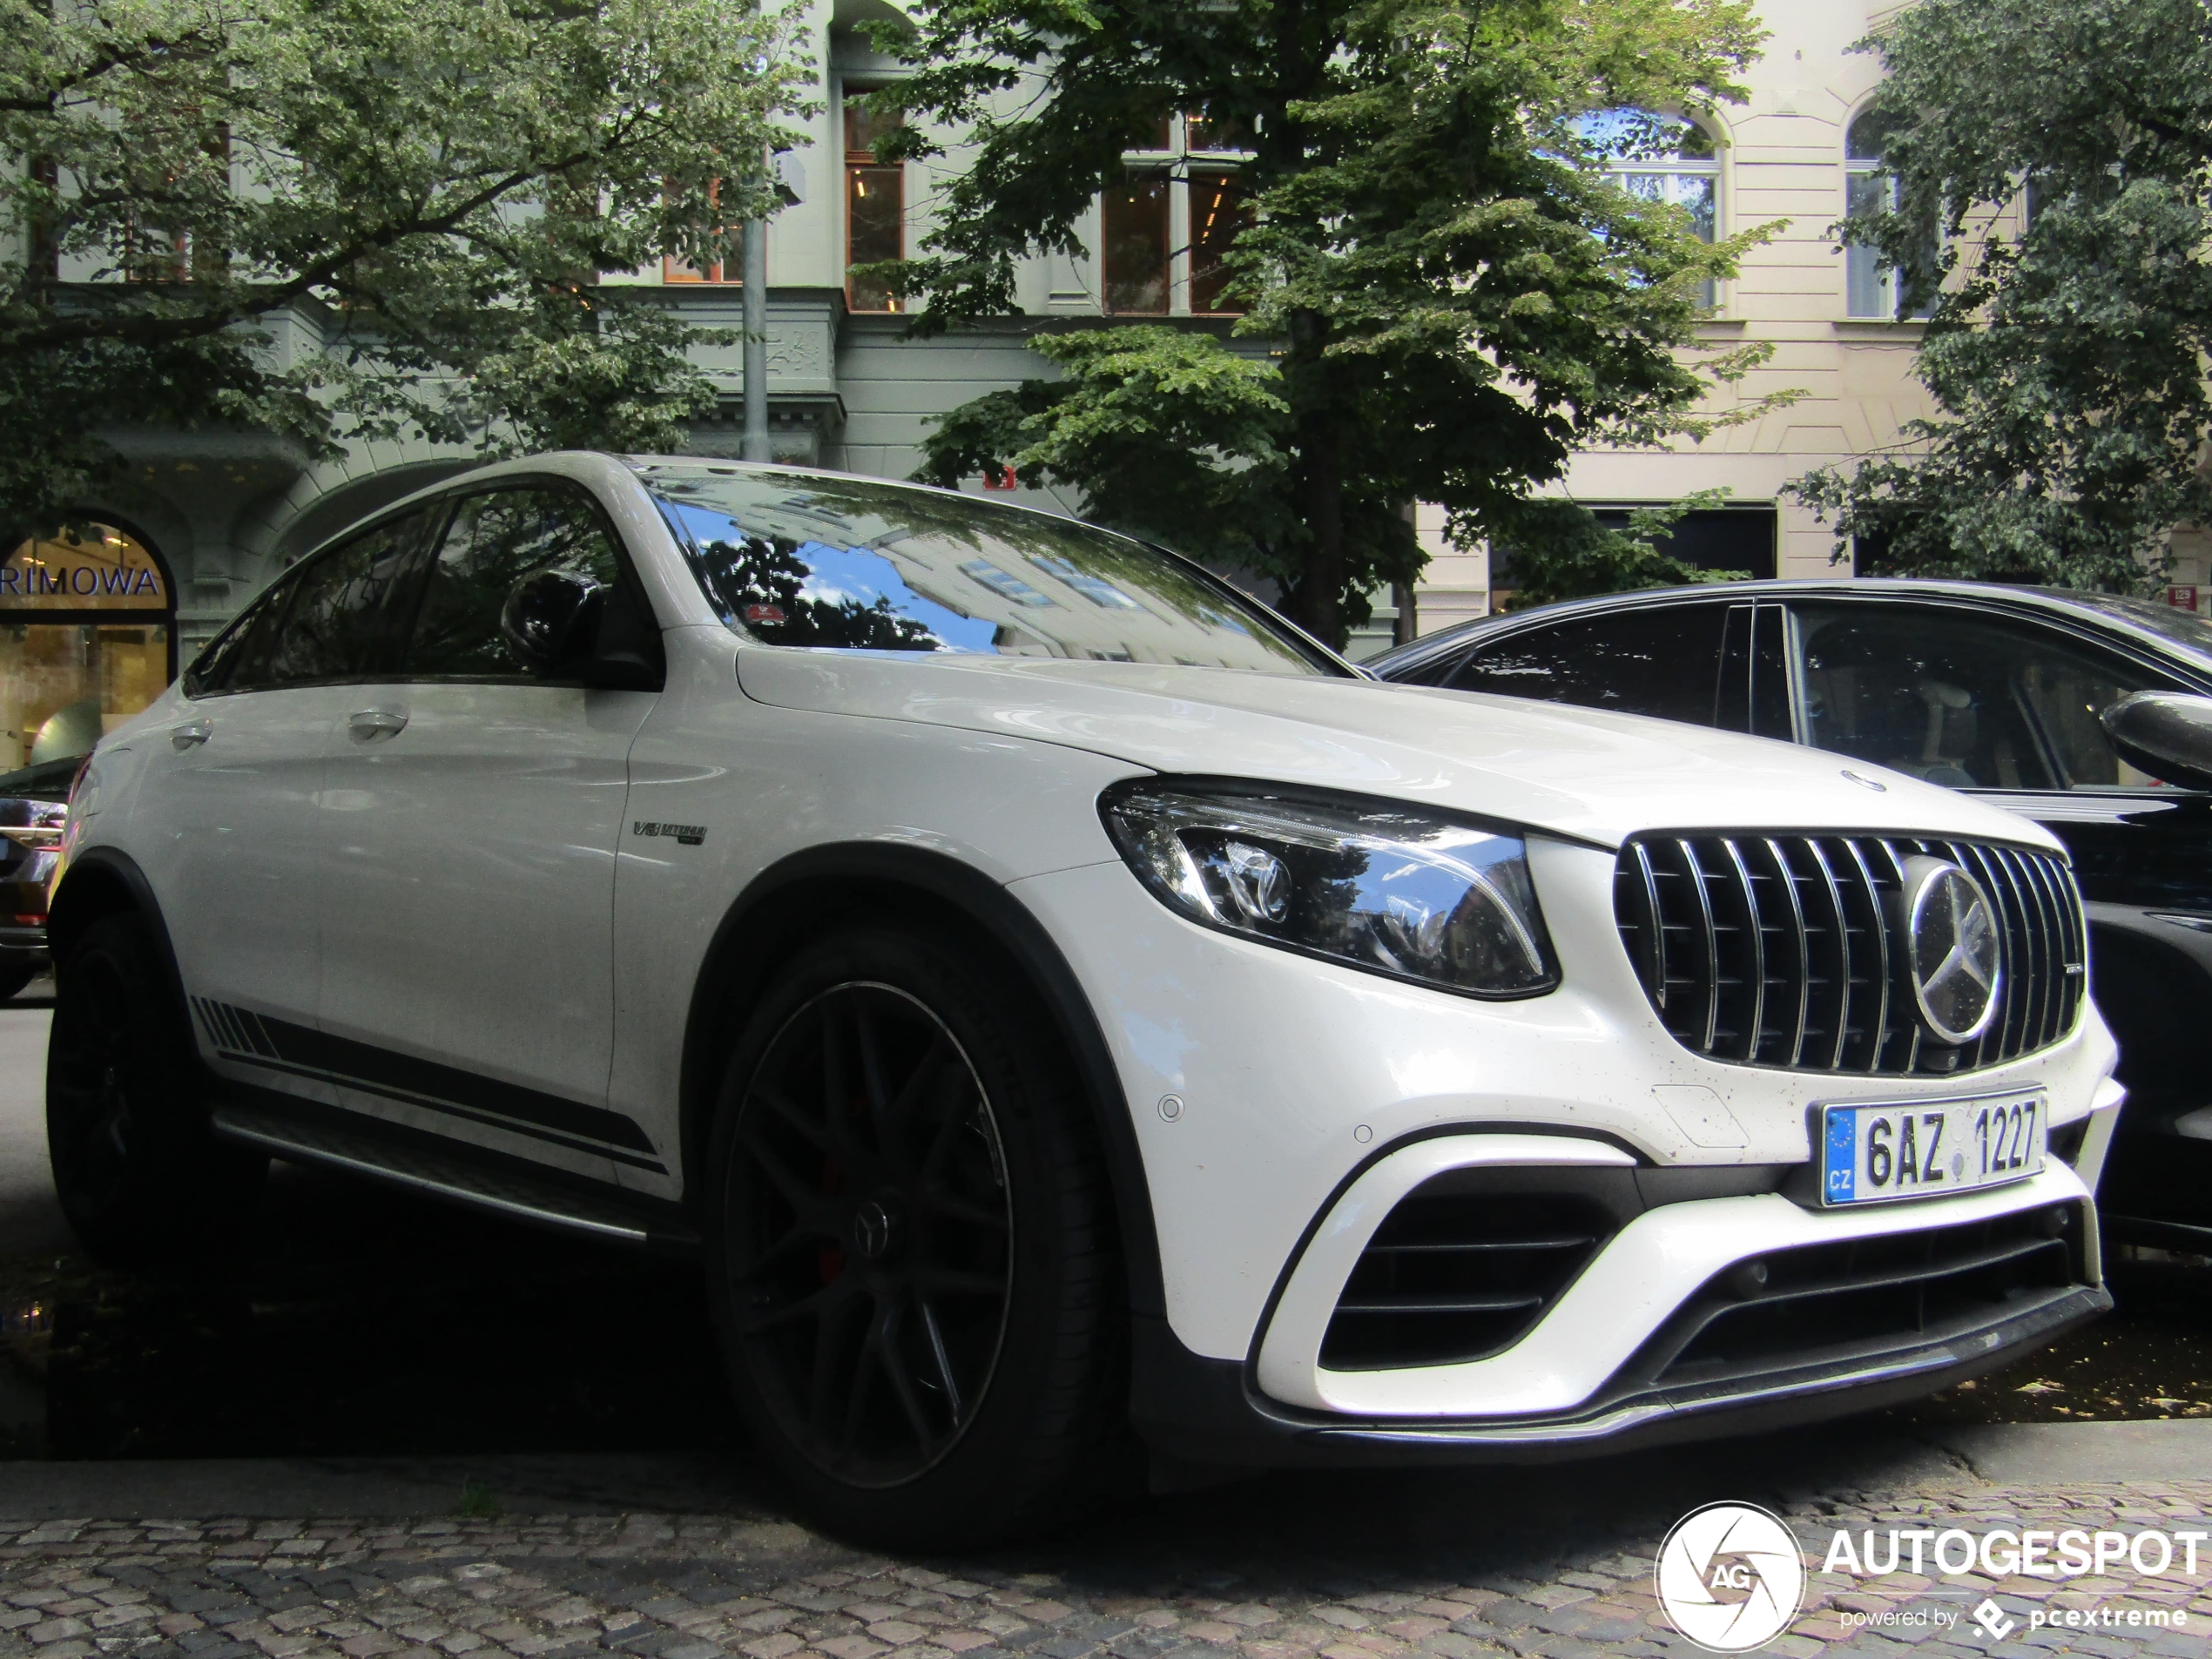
[2,1460,2208,1659]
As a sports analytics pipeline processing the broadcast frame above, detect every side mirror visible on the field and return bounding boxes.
[500,569,604,678]
[2100,691,2212,791]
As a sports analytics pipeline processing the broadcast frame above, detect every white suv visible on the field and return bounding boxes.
[46,454,2121,1542]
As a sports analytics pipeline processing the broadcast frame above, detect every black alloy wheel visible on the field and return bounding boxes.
[46,935,139,1222]
[47,912,264,1261]
[724,981,1013,1487]
[706,925,1129,1546]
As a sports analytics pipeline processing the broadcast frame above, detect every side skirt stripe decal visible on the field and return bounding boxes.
[218,1049,668,1175]
[192,998,664,1171]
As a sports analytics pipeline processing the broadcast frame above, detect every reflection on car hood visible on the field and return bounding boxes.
[735,650,2060,851]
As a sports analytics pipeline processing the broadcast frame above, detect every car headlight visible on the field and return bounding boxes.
[1100,780,1559,998]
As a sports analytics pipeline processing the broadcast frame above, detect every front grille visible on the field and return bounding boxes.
[1647,1204,2083,1390]
[1320,1188,1615,1371]
[1615,834,2085,1076]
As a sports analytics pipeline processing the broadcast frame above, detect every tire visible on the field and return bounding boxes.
[705,924,1130,1548]
[45,912,266,1263]
[0,961,37,1001]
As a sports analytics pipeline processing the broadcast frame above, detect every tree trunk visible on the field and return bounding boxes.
[1287,306,1345,649]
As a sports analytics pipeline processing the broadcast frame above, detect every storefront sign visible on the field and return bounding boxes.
[1,532,169,610]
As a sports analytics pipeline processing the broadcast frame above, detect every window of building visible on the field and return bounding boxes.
[846,98,905,313]
[1577,111,1719,308]
[1844,110,1936,320]
[0,524,173,768]
[1103,111,1254,317]
[664,179,738,285]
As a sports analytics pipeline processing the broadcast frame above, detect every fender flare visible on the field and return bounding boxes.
[48,845,191,1015]
[678,841,1166,1319]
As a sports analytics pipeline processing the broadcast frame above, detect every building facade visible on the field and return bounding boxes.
[10,0,2199,770]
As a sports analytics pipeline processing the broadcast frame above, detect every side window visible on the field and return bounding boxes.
[405,487,627,679]
[1790,604,2182,790]
[2015,643,2186,788]
[1447,604,1732,725]
[253,510,432,688]
[192,509,430,695]
[185,579,292,697]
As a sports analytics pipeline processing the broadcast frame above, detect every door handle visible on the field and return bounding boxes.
[347,709,408,742]
[170,718,212,751]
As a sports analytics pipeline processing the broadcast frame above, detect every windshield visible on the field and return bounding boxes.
[638,465,1333,675]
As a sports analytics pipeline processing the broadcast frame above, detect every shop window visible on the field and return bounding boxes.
[846,98,905,313]
[1576,110,1719,308]
[0,525,173,769]
[1103,109,1253,317]
[1845,110,1936,320]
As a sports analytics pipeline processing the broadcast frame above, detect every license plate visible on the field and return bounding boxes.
[1818,1091,2046,1206]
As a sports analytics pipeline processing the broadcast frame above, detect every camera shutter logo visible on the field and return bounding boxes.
[1654,1502,1806,1652]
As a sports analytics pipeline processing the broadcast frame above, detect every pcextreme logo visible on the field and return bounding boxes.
[1654,1502,1808,1653]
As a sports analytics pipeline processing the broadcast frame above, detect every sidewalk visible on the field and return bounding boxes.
[3,1423,2210,1658]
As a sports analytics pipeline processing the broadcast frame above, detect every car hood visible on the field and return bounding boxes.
[735,648,2060,852]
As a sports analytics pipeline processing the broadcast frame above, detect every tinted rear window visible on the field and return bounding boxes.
[641,467,1331,675]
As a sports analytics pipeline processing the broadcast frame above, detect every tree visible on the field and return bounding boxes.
[0,0,806,536]
[1791,0,2212,594]
[872,0,1785,645]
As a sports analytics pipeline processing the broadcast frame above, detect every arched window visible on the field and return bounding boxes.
[1577,111,1721,307]
[1845,109,1935,320]
[0,523,174,771]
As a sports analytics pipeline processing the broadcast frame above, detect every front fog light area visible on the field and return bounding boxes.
[1100,780,1558,997]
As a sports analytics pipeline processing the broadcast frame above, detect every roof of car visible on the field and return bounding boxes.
[1370,577,2212,681]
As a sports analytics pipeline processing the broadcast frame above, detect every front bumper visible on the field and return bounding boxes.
[0,921,50,965]
[1013,835,2121,1458]
[1132,1276,2108,1467]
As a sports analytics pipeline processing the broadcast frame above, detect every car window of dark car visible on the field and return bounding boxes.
[1444,604,1732,725]
[1791,604,2186,790]
[404,485,636,680]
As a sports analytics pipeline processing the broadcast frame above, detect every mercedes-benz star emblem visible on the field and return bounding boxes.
[853,1200,896,1260]
[1901,856,2002,1044]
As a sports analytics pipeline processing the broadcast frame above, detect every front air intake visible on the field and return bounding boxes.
[1320,1184,1615,1371]
[1613,834,2085,1076]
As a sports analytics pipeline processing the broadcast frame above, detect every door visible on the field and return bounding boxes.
[135,509,429,1071]
[314,482,662,1185]
[1776,597,2212,1235]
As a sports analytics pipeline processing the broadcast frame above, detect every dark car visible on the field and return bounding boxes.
[1371,578,2212,1251]
[0,755,78,998]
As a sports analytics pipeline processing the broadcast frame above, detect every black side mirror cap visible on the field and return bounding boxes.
[2100,691,2212,792]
